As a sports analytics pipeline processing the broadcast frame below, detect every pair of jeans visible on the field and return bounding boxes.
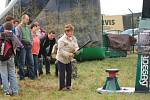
[57,61,72,89]
[18,44,35,80]
[38,57,50,75]
[0,57,19,94]
[14,50,20,67]
[38,58,43,75]
[55,60,58,77]
[33,54,39,77]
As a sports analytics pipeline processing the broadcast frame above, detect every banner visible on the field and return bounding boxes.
[135,54,150,92]
[135,29,150,92]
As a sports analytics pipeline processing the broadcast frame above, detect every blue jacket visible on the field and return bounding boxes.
[0,25,16,34]
[0,25,4,32]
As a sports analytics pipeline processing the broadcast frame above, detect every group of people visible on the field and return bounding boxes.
[0,14,79,96]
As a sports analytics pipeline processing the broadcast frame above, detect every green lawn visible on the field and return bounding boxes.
[0,54,150,100]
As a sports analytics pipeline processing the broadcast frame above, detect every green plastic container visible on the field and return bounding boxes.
[75,47,105,61]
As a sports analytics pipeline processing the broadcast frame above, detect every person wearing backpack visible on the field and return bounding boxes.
[0,22,23,96]
[0,15,15,85]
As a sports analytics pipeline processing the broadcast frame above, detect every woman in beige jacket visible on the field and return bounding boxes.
[56,24,79,91]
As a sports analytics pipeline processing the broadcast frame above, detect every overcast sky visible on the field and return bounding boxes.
[0,0,143,15]
[0,0,6,14]
[101,0,143,15]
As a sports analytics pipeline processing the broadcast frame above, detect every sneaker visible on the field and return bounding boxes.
[4,92,10,96]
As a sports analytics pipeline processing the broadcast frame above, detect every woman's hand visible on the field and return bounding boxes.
[75,48,79,52]
[73,48,80,55]
[68,53,74,58]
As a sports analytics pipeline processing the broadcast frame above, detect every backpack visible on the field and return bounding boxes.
[0,36,13,61]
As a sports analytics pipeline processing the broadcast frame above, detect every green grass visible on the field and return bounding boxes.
[0,54,150,100]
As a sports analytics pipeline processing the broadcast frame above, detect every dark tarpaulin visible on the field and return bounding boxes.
[108,34,136,51]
